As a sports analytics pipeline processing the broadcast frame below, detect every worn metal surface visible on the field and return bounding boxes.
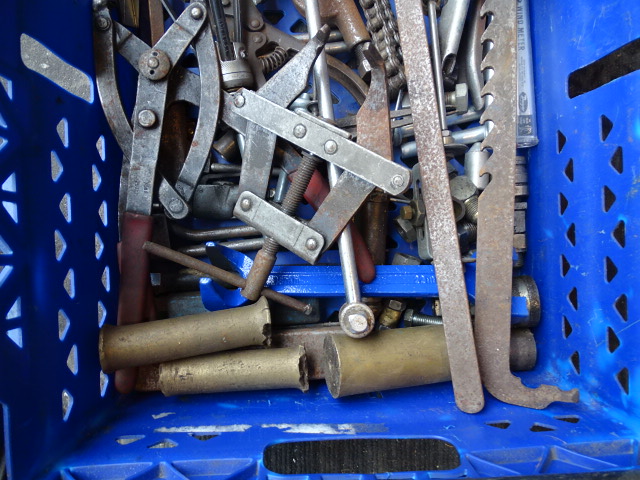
[474,0,578,408]
[143,241,312,314]
[100,297,271,373]
[170,223,260,242]
[237,26,330,199]
[463,0,486,110]
[272,324,344,380]
[158,347,309,395]
[224,89,410,195]
[438,0,471,75]
[396,0,484,413]
[234,192,325,264]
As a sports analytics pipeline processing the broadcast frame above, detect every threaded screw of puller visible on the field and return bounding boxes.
[404,308,443,327]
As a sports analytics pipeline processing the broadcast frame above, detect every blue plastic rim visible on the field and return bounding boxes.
[0,1,639,479]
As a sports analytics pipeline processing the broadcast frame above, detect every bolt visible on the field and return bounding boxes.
[391,174,405,189]
[324,140,338,155]
[137,109,157,128]
[253,34,264,44]
[404,309,443,327]
[399,205,413,220]
[293,124,307,138]
[233,94,245,108]
[249,19,261,29]
[95,16,111,31]
[221,0,230,5]
[347,313,369,334]
[168,199,184,214]
[147,57,160,69]
[240,197,252,211]
[190,6,204,19]
[305,237,318,251]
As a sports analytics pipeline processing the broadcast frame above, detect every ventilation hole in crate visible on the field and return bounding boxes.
[99,201,108,226]
[20,34,93,103]
[96,136,106,161]
[263,9,285,24]
[486,421,511,430]
[98,301,106,327]
[568,38,640,98]
[557,130,566,153]
[0,235,12,255]
[95,232,104,259]
[51,151,63,182]
[59,193,71,223]
[566,223,576,246]
[189,433,219,441]
[54,229,67,261]
[568,287,578,310]
[570,351,581,374]
[6,327,23,348]
[3,201,18,223]
[92,165,102,191]
[102,266,110,292]
[616,367,629,395]
[605,256,618,283]
[148,439,178,449]
[56,118,69,147]
[600,115,613,141]
[62,389,74,421]
[0,75,13,99]
[0,265,13,288]
[614,294,628,321]
[116,435,145,445]
[1,173,16,192]
[0,265,13,289]
[64,269,76,298]
[610,146,623,174]
[0,137,7,152]
[6,297,21,320]
[607,327,621,353]
[564,158,574,182]
[100,370,109,397]
[263,439,460,474]
[603,186,616,212]
[612,220,625,248]
[290,19,307,33]
[559,193,568,215]
[563,316,573,339]
[66,345,78,375]
[530,423,556,432]
[555,415,580,424]
[561,255,570,277]
[58,309,70,340]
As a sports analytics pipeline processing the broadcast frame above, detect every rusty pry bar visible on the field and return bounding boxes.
[142,241,313,315]
[473,0,579,408]
[395,0,484,413]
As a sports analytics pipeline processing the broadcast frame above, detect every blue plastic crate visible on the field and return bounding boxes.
[1,0,639,479]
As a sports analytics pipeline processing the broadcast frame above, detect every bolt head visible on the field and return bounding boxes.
[347,314,368,334]
[168,199,184,214]
[391,174,405,189]
[137,109,157,128]
[221,0,230,5]
[324,140,338,155]
[95,16,110,31]
[190,6,204,19]
[240,197,252,211]
[305,237,318,251]
[249,19,261,29]
[147,57,160,69]
[293,124,307,139]
[234,94,245,108]
[399,205,413,220]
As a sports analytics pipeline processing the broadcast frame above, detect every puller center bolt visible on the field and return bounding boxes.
[240,198,252,211]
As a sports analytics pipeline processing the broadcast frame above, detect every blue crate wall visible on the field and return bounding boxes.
[0,0,640,479]
[0,2,122,479]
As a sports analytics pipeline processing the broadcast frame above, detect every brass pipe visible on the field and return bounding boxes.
[100,297,271,373]
[323,326,537,398]
[159,347,309,395]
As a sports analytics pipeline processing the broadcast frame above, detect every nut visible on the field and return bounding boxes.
[399,205,413,220]
[394,217,417,243]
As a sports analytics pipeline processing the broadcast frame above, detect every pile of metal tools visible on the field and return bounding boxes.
[93,0,579,413]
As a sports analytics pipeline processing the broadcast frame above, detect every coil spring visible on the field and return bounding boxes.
[259,46,289,74]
